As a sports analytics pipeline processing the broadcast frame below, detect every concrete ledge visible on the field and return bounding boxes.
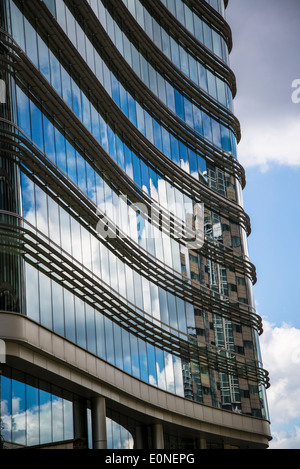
[0,312,272,448]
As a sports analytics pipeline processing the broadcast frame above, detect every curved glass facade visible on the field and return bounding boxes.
[0,0,270,449]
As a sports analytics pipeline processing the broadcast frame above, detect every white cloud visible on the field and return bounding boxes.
[237,119,300,171]
[260,320,300,449]
[270,427,300,450]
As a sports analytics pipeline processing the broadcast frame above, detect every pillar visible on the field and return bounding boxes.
[91,396,107,449]
[198,438,207,449]
[152,423,164,449]
[73,398,88,445]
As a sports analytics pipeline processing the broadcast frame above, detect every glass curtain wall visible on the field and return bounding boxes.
[0,0,269,447]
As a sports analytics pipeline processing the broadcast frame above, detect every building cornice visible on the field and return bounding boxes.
[0,312,272,448]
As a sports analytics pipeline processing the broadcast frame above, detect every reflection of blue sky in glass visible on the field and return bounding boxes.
[3,0,271,435]
[1,373,134,448]
[0,375,73,446]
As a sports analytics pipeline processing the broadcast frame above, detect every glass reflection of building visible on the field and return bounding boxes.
[0,0,271,449]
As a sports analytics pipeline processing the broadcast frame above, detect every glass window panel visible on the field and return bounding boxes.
[95,313,106,360]
[48,196,61,246]
[24,17,39,67]
[213,121,222,149]
[144,9,153,38]
[11,375,26,446]
[25,382,39,446]
[193,15,204,43]
[65,5,76,45]
[164,352,175,393]
[52,393,63,442]
[29,101,44,150]
[119,85,129,122]
[123,35,132,67]
[70,216,82,263]
[42,114,55,161]
[54,126,66,170]
[21,172,35,219]
[179,48,189,76]
[147,343,157,386]
[39,272,53,330]
[133,271,143,310]
[175,1,185,27]
[174,89,184,121]
[136,102,145,135]
[35,185,49,236]
[49,50,62,97]
[212,30,222,59]
[121,329,132,374]
[81,91,92,132]
[157,74,167,103]
[61,66,73,108]
[64,289,76,342]
[25,263,39,322]
[63,396,74,441]
[188,54,198,85]
[202,112,212,141]
[51,281,65,336]
[37,35,50,82]
[161,127,171,158]
[75,297,87,349]
[193,105,203,137]
[113,323,124,370]
[106,417,113,449]
[76,23,87,62]
[44,0,56,16]
[0,375,12,443]
[71,80,82,120]
[216,79,226,107]
[39,385,52,444]
[155,348,166,390]
[173,356,185,397]
[152,119,162,152]
[184,5,194,34]
[198,63,208,93]
[170,38,180,69]
[16,87,31,138]
[203,21,213,50]
[158,288,169,325]
[207,71,218,100]
[55,0,66,30]
[138,339,148,383]
[85,305,96,354]
[81,229,92,271]
[167,292,178,330]
[130,335,140,379]
[148,64,158,95]
[124,264,135,304]
[176,297,187,334]
[10,2,26,49]
[104,317,115,365]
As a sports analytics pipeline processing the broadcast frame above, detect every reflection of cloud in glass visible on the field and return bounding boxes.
[1,395,73,447]
[108,418,134,450]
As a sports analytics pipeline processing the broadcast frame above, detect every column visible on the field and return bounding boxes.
[73,398,88,446]
[91,396,107,449]
[198,437,207,449]
[152,423,164,449]
[135,425,148,449]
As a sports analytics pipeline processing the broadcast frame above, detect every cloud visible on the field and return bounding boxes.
[227,0,300,171]
[237,118,300,170]
[260,320,300,448]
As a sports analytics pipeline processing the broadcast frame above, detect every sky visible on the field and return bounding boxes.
[226,0,300,449]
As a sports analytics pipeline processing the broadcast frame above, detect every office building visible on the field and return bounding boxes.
[0,0,271,449]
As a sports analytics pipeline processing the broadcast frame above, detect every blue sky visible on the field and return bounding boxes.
[227,0,300,449]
